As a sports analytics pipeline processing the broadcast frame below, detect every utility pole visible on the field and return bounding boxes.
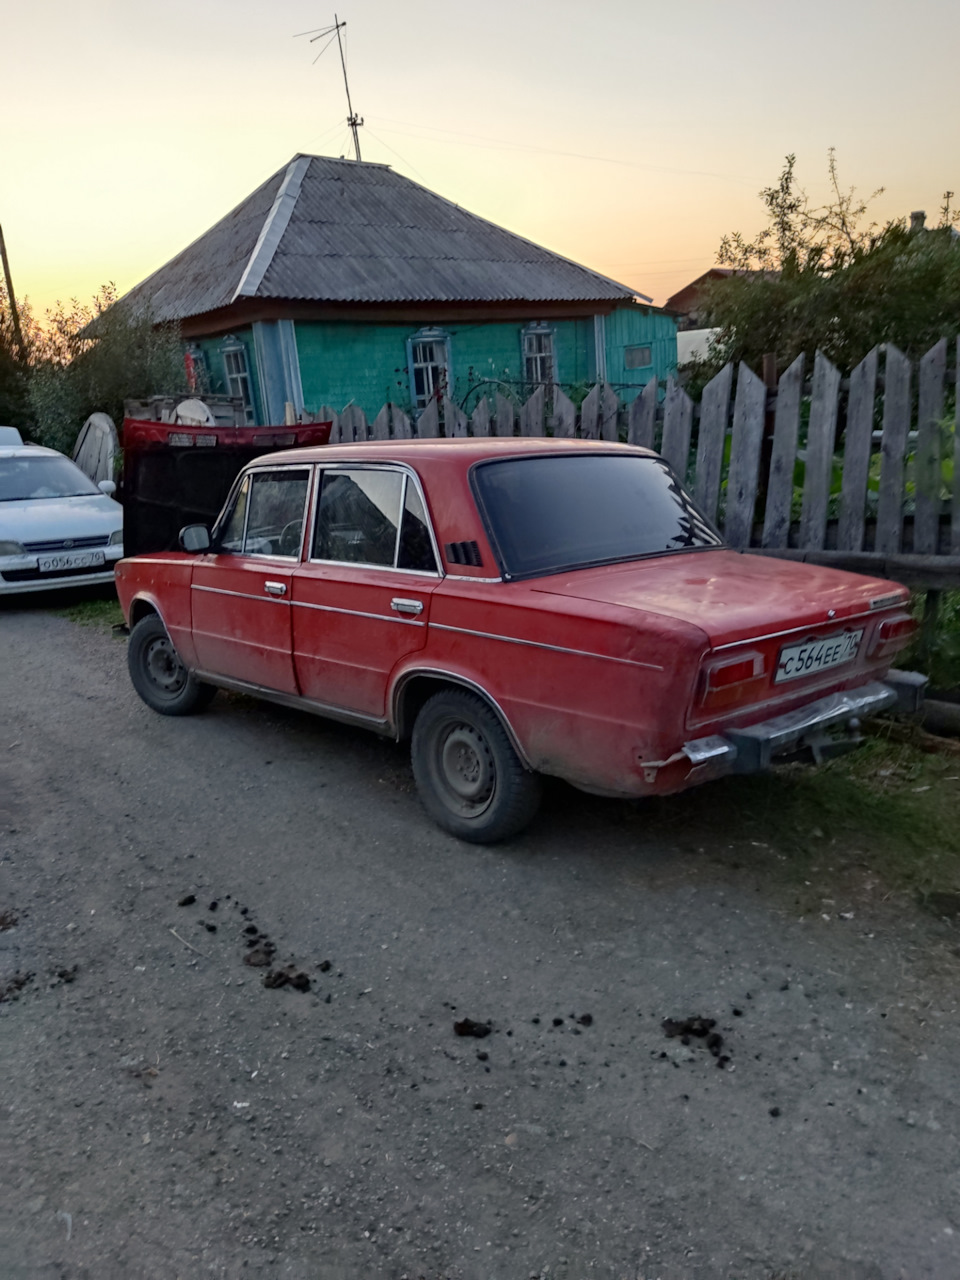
[297,16,363,162]
[0,222,25,361]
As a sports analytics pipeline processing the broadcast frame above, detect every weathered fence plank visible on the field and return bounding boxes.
[915,337,947,555]
[599,383,620,442]
[695,362,734,524]
[660,378,693,479]
[877,345,912,555]
[724,363,766,549]
[552,387,576,438]
[761,354,805,549]
[627,377,658,449]
[390,404,412,439]
[320,405,340,442]
[520,386,545,437]
[416,399,440,439]
[370,405,390,441]
[580,384,600,440]
[495,392,514,438]
[444,398,469,438]
[799,351,841,551]
[470,397,491,438]
[837,347,878,552]
[338,403,367,443]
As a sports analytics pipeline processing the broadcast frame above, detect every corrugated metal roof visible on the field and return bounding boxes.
[118,155,640,322]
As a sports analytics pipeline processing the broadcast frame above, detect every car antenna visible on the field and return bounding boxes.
[295,14,363,162]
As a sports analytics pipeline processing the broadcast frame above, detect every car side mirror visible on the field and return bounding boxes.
[98,479,117,496]
[179,524,211,553]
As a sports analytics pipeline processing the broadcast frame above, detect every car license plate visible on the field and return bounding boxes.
[775,630,863,682]
[38,550,106,573]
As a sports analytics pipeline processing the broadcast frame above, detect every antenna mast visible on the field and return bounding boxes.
[297,15,363,162]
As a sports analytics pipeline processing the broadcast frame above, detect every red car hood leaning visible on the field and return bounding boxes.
[531,549,902,647]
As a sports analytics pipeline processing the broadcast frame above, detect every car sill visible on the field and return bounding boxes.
[192,670,393,736]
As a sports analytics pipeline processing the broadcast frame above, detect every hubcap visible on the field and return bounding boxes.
[145,636,186,694]
[439,724,495,807]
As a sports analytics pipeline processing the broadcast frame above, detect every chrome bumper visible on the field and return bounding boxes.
[682,672,927,776]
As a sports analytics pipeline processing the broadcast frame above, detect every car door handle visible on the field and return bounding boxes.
[264,581,287,597]
[391,597,423,616]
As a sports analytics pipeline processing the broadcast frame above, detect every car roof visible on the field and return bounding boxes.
[247,436,657,469]
[0,443,64,460]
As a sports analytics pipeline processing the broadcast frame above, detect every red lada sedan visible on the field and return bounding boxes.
[115,439,922,842]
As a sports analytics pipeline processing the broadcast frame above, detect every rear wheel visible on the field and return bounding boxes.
[411,689,540,842]
[127,614,216,716]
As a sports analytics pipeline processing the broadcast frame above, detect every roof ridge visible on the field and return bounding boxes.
[233,155,312,302]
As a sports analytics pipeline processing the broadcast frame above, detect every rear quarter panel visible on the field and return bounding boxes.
[419,580,709,794]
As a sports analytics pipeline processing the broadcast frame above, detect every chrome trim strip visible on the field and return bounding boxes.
[192,669,392,736]
[712,607,883,651]
[191,583,290,605]
[292,597,424,627]
[430,622,663,671]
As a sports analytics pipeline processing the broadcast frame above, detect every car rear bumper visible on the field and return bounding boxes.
[682,671,927,777]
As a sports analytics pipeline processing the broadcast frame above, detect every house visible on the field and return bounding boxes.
[114,154,677,426]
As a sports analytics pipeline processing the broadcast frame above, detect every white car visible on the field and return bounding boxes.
[0,428,123,594]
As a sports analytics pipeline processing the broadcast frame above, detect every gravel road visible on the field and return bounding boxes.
[2,602,960,1279]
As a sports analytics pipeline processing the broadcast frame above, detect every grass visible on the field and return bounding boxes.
[635,730,960,906]
[54,594,125,629]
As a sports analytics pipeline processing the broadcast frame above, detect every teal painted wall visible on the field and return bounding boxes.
[293,309,676,419]
[603,306,678,403]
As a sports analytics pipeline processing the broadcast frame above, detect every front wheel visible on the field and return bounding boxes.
[127,614,217,716]
[411,689,541,843]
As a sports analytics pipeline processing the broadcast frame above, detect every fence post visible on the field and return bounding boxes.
[660,378,693,480]
[444,397,469,438]
[628,377,658,449]
[580,384,600,439]
[495,392,515,437]
[837,348,879,553]
[877,345,912,555]
[799,351,841,551]
[915,337,947,554]
[760,355,804,549]
[552,387,576,438]
[695,362,733,524]
[416,399,440,439]
[520,386,545,437]
[724,363,766,548]
[470,397,492,437]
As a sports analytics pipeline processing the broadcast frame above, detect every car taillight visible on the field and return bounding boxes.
[700,651,766,710]
[868,612,916,659]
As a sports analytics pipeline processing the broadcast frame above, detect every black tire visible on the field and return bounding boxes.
[127,614,217,716]
[411,689,541,843]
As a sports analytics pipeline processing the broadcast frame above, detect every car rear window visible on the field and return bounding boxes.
[472,453,722,579]
[0,455,101,501]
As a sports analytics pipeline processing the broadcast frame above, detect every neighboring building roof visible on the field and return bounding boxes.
[118,155,646,324]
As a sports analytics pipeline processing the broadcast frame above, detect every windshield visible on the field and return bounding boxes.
[0,455,101,502]
[472,453,722,579]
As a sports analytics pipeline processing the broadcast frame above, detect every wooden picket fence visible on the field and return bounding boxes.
[322,338,960,589]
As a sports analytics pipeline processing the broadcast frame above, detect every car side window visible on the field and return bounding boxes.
[397,480,438,573]
[218,475,250,552]
[313,469,404,566]
[219,470,310,557]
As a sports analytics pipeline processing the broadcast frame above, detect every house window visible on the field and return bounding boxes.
[523,323,555,387]
[624,344,653,371]
[407,328,451,411]
[221,337,256,424]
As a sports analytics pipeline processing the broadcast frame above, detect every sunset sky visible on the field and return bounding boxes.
[4,0,959,321]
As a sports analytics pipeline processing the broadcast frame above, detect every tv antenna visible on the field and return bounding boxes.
[295,15,363,162]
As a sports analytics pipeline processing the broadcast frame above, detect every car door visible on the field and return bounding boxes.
[191,465,312,694]
[291,464,441,719]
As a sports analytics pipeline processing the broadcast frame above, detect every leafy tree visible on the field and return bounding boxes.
[0,282,36,433]
[693,152,960,378]
[28,284,185,454]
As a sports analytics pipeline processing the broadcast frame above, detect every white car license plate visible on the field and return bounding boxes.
[38,550,106,573]
[775,630,863,683]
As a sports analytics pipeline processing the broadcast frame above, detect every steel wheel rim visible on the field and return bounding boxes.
[436,722,496,815]
[144,636,187,696]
